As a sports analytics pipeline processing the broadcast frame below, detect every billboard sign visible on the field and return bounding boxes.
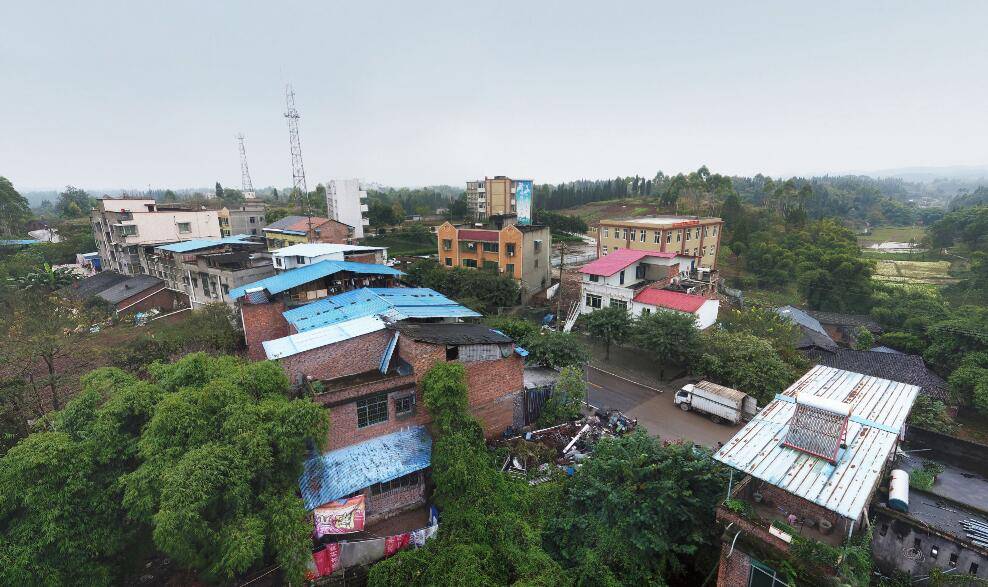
[515,180,533,225]
[313,495,366,537]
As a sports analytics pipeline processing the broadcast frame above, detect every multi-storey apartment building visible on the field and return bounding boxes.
[465,176,531,221]
[146,236,274,307]
[218,202,267,237]
[91,198,221,275]
[327,179,370,239]
[593,216,724,269]
[436,216,550,303]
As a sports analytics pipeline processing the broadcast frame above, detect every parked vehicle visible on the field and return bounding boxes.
[674,381,756,425]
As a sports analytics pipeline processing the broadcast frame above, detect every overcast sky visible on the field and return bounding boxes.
[2,1,986,191]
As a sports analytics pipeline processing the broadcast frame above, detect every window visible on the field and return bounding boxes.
[879,524,888,536]
[619,270,625,285]
[356,393,389,428]
[586,294,602,308]
[693,248,698,256]
[653,231,661,244]
[504,263,514,275]
[371,472,419,496]
[971,563,980,576]
[709,245,716,256]
[221,284,229,295]
[622,228,629,240]
[482,242,499,253]
[296,255,306,264]
[506,243,516,256]
[394,394,415,417]
[712,225,718,235]
[445,345,459,360]
[676,230,681,242]
[463,259,478,268]
[602,246,608,254]
[635,264,646,279]
[249,216,256,224]
[630,229,636,242]
[589,274,599,283]
[603,228,608,238]
[930,546,939,560]
[610,299,627,310]
[483,260,498,271]
[914,538,922,550]
[950,553,958,567]
[639,229,646,242]
[533,240,542,252]
[685,228,691,240]
[250,229,257,235]
[442,257,452,266]
[749,560,789,587]
[120,224,138,236]
[666,231,672,243]
[177,222,191,233]
[442,239,452,250]
[702,246,707,256]
[642,307,651,315]
[703,226,708,237]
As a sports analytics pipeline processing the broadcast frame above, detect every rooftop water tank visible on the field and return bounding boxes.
[889,469,909,513]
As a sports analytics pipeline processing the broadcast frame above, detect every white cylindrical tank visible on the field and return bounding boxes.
[889,469,909,513]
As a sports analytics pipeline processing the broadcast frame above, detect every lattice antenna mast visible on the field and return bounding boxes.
[236,133,256,199]
[283,84,313,237]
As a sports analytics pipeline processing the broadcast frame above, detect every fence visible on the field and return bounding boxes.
[523,385,555,425]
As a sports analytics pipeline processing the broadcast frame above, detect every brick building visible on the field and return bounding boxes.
[295,322,524,523]
[712,366,920,586]
[62,271,182,315]
[262,215,353,251]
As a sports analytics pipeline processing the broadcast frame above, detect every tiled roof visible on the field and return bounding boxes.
[458,229,499,242]
[298,426,432,510]
[263,215,343,234]
[805,310,883,333]
[96,275,164,304]
[579,248,678,277]
[775,306,838,351]
[282,287,479,333]
[396,323,514,345]
[62,271,130,300]
[805,348,949,401]
[228,261,403,299]
[632,287,707,312]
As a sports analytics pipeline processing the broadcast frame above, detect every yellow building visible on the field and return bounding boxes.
[592,216,724,269]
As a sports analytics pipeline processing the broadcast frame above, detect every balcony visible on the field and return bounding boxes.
[360,204,369,213]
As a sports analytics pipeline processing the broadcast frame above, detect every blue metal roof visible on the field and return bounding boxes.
[299,425,432,510]
[228,260,403,299]
[283,287,480,332]
[157,234,255,253]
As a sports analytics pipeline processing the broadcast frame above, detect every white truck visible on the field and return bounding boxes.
[674,381,757,425]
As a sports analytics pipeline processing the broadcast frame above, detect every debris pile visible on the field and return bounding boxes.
[498,409,638,482]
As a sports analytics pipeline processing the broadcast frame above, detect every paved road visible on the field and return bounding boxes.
[586,366,741,449]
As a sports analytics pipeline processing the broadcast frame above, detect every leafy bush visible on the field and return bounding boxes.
[523,330,590,369]
[693,329,799,406]
[908,395,956,432]
[537,366,586,426]
[909,468,935,491]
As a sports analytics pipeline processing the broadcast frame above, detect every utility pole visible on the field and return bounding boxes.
[556,240,565,331]
[236,133,256,199]
[284,84,313,238]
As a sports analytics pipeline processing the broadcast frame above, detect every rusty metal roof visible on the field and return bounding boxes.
[713,365,920,521]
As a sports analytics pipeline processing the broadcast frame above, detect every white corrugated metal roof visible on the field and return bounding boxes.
[271,243,385,258]
[262,314,387,360]
[694,380,747,404]
[713,365,920,521]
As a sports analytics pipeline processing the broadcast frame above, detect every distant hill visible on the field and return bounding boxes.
[849,165,988,183]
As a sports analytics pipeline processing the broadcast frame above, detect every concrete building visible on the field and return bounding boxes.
[262,215,353,250]
[271,243,388,272]
[592,216,724,270]
[218,202,267,237]
[91,198,222,275]
[146,235,274,307]
[327,179,370,239]
[436,216,550,303]
[466,176,529,221]
[62,271,180,315]
[712,366,920,586]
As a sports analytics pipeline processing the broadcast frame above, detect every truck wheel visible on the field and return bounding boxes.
[710,415,722,424]
[679,403,690,412]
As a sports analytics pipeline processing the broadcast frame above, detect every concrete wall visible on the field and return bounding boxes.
[872,508,988,579]
[327,179,368,239]
[596,219,723,269]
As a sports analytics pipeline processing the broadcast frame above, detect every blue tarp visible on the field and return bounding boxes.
[283,287,480,333]
[228,261,403,300]
[299,425,432,510]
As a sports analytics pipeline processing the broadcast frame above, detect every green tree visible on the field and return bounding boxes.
[544,431,727,585]
[484,316,540,344]
[524,331,590,369]
[585,305,631,360]
[120,354,328,583]
[0,176,32,237]
[449,194,469,219]
[720,306,803,365]
[632,310,699,374]
[161,189,178,202]
[538,365,587,426]
[215,181,223,200]
[55,186,92,218]
[854,327,875,350]
[693,329,798,405]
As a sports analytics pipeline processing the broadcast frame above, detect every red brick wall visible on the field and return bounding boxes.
[346,252,378,264]
[313,220,351,245]
[280,329,392,383]
[758,484,844,531]
[115,287,180,314]
[364,478,426,522]
[242,301,289,361]
[716,541,752,587]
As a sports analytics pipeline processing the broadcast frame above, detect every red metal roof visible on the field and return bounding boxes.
[632,287,707,313]
[578,248,678,276]
[458,229,499,242]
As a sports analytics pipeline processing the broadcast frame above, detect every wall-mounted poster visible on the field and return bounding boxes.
[515,180,533,225]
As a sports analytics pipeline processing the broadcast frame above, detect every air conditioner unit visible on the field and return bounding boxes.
[507,252,515,257]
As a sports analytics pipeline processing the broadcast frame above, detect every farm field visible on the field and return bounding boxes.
[857,225,927,247]
[873,259,956,287]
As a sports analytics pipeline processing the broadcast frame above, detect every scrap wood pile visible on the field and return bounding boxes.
[497,409,637,484]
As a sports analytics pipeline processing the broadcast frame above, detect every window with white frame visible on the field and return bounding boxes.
[666,231,672,243]
[603,228,609,238]
[177,222,191,234]
[630,229,636,242]
[653,231,661,244]
[639,229,646,242]
[589,274,599,283]
[586,294,602,308]
[610,299,627,310]
[676,230,681,242]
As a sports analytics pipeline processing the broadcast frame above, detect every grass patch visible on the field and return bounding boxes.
[363,232,437,256]
[873,260,956,286]
[857,225,927,247]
